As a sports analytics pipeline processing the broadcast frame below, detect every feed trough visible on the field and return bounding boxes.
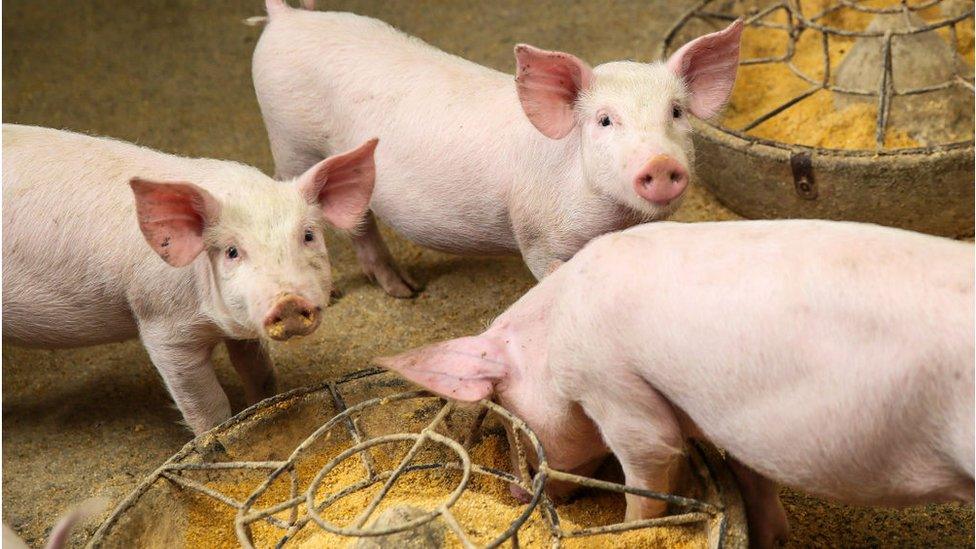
[662,0,975,237]
[88,368,747,548]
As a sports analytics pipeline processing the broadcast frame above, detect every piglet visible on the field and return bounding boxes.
[2,124,377,435]
[378,219,975,548]
[253,1,742,295]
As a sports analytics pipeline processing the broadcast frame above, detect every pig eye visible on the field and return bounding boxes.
[598,114,612,127]
[303,229,315,243]
[226,246,240,260]
[672,105,683,119]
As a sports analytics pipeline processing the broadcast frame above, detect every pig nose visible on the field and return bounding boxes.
[263,294,321,341]
[633,154,688,206]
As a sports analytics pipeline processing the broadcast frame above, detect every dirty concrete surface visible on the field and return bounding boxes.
[2,1,972,547]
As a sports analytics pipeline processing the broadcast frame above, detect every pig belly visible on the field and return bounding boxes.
[2,273,137,348]
[369,176,518,256]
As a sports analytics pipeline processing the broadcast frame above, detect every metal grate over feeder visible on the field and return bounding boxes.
[662,0,975,237]
[88,368,747,548]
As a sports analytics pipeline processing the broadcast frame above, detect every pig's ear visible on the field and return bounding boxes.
[298,138,378,231]
[515,44,593,140]
[666,19,743,119]
[375,335,509,402]
[130,178,220,268]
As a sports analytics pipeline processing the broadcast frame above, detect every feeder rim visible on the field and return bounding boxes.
[659,0,976,157]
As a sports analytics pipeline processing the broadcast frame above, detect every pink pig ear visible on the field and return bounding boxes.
[666,19,744,119]
[298,138,378,231]
[515,44,593,140]
[129,178,220,267]
[374,335,510,402]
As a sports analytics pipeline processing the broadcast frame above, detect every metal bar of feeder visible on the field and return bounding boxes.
[288,467,299,527]
[821,30,831,86]
[161,460,286,471]
[797,7,974,38]
[696,10,792,30]
[351,401,456,528]
[560,512,712,538]
[543,468,718,513]
[462,407,489,450]
[441,506,477,549]
[876,30,895,149]
[741,2,792,29]
[740,85,822,131]
[837,0,942,14]
[327,381,378,478]
[956,75,975,92]
[809,1,846,23]
[740,54,792,65]
[160,471,292,530]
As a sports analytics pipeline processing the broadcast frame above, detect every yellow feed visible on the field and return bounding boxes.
[183,432,705,548]
[722,0,974,149]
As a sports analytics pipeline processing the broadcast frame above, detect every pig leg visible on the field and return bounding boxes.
[225,339,278,406]
[520,238,561,280]
[351,211,420,298]
[580,381,687,520]
[141,330,231,435]
[727,457,789,549]
[266,128,324,183]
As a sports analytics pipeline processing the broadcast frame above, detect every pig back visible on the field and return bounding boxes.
[550,220,973,504]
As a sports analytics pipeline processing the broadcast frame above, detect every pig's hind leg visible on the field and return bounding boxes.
[141,327,232,436]
[225,339,278,405]
[351,211,421,298]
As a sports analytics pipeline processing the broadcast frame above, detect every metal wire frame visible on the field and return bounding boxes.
[662,0,975,152]
[146,368,730,548]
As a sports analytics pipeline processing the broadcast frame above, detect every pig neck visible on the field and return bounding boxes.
[505,123,644,253]
[492,271,609,469]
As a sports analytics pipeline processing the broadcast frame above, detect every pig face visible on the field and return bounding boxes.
[515,20,742,218]
[131,139,378,340]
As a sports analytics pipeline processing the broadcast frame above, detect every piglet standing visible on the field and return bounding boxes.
[378,219,975,548]
[2,124,377,435]
[253,1,742,295]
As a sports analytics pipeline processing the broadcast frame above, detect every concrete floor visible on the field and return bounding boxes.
[2,1,972,547]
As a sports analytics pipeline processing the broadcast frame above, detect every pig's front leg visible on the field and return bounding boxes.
[520,238,565,280]
[141,328,231,436]
[351,211,420,298]
[579,381,687,520]
[727,457,789,549]
[225,339,278,406]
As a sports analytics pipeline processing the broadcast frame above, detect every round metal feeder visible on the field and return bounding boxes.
[88,368,747,548]
[662,0,975,237]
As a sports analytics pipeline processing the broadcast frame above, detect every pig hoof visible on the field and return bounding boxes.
[375,269,422,298]
[329,288,344,303]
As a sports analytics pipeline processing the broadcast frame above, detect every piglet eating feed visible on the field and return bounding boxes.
[253,1,742,293]
[378,219,975,548]
[2,124,377,435]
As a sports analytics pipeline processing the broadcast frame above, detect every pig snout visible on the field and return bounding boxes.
[263,294,322,340]
[633,155,688,206]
